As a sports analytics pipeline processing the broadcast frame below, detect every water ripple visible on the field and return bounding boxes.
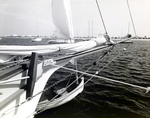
[36,41,150,118]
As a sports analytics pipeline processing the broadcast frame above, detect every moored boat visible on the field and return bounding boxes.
[0,0,113,118]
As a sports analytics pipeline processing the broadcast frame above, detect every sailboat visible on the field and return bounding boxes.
[31,36,42,42]
[0,0,113,118]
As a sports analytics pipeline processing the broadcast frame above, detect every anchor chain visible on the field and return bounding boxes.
[0,59,29,71]
[32,46,116,116]
[0,71,74,118]
[1,43,133,118]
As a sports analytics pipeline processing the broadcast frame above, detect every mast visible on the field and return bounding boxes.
[92,20,93,37]
[128,22,130,34]
[88,20,90,37]
[37,14,39,36]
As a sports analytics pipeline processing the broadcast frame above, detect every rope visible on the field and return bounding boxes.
[0,46,115,118]
[33,43,129,116]
[0,40,143,118]
[55,64,150,93]
[0,48,112,118]
[32,46,114,116]
[0,43,112,117]
[0,76,29,84]
[29,42,149,117]
[126,0,137,36]
[77,45,115,79]
[53,43,150,93]
[0,59,29,71]
[34,77,79,116]
[95,0,108,34]
[33,43,150,117]
[0,72,75,118]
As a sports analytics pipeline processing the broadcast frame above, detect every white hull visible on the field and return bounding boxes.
[0,0,112,117]
[0,49,89,118]
[0,66,61,118]
[0,39,111,118]
[31,38,42,42]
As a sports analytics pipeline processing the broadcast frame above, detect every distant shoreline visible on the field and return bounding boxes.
[113,38,150,41]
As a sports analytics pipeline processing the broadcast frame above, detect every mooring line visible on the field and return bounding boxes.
[0,39,136,118]
[31,47,114,116]
[32,43,129,116]
[53,43,149,93]
[54,65,150,93]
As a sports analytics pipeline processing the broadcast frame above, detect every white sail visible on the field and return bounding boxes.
[52,0,74,39]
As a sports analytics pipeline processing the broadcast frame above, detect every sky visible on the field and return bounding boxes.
[0,0,150,37]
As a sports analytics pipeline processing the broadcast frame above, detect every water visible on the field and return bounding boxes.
[1,38,150,118]
[35,40,150,118]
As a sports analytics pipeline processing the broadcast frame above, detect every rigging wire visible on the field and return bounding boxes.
[30,48,150,117]
[57,65,150,92]
[0,42,131,117]
[0,42,142,118]
[126,0,137,36]
[0,59,29,71]
[0,76,68,118]
[0,3,139,113]
[32,46,115,116]
[0,45,114,118]
[33,42,150,117]
[55,43,150,93]
[0,43,123,117]
[95,0,108,34]
[33,43,129,116]
[2,42,148,118]
[34,43,130,116]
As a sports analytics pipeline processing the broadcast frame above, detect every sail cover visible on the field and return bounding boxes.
[52,0,74,39]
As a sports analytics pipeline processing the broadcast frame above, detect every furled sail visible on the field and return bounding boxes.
[51,0,74,39]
